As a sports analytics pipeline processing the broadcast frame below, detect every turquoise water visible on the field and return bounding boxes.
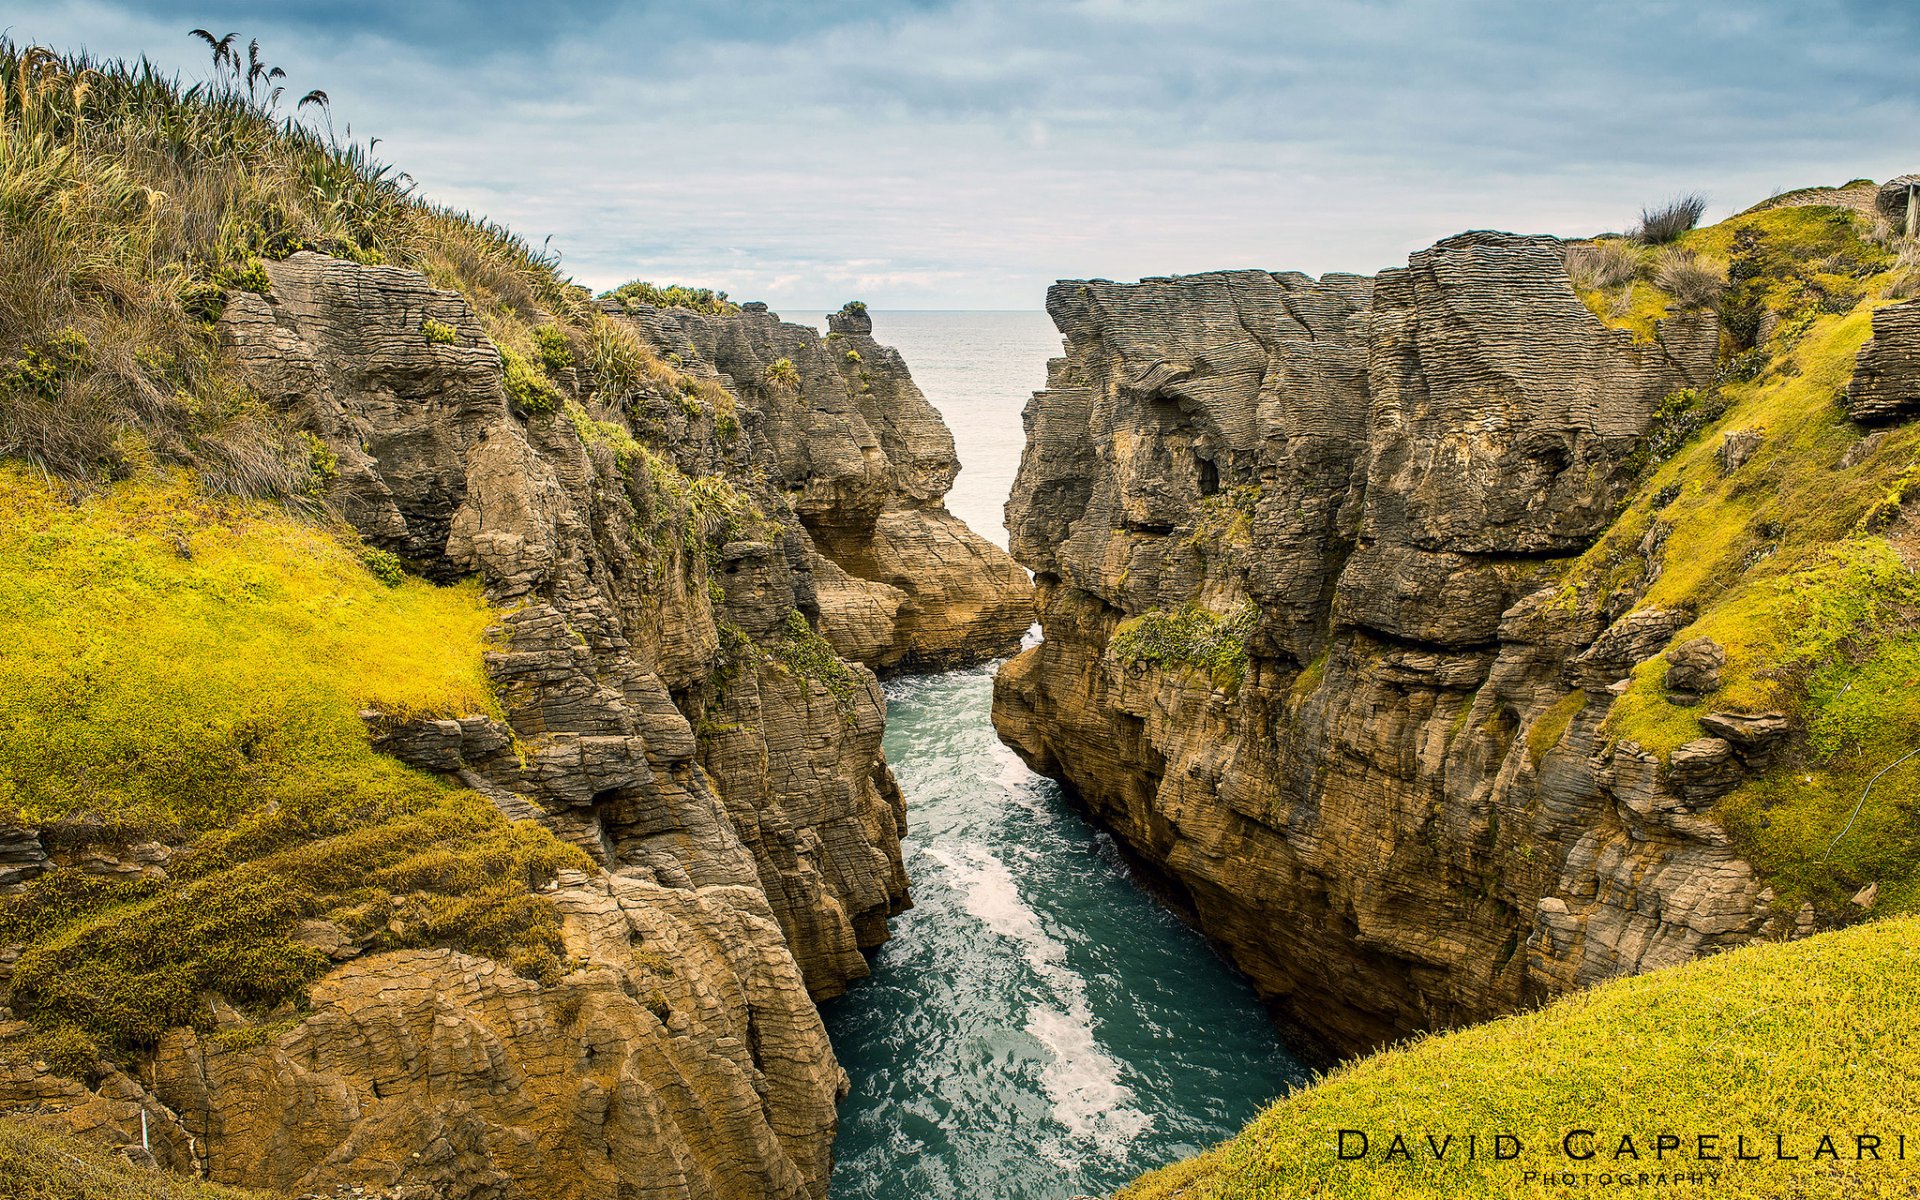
[804,311,1304,1199]
[823,665,1306,1199]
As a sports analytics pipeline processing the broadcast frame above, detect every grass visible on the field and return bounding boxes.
[1633,193,1709,245]
[0,467,587,1056]
[0,1117,279,1199]
[1110,602,1258,691]
[0,36,603,495]
[1122,915,1920,1200]
[1540,199,1920,917]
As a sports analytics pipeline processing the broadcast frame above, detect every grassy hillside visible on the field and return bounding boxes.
[0,35,732,498]
[1556,199,1920,918]
[0,1118,278,1200]
[0,467,587,1068]
[1123,915,1920,1200]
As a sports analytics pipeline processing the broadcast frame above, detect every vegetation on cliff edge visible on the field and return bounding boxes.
[0,469,588,1058]
[1125,915,1920,1200]
[1546,199,1920,919]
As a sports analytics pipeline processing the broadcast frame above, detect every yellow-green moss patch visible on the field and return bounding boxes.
[1123,916,1920,1200]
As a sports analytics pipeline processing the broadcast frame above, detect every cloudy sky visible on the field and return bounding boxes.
[14,1,1918,308]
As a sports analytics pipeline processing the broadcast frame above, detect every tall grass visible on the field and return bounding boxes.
[0,35,590,493]
[1632,193,1709,245]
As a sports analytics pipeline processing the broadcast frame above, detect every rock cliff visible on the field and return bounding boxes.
[996,214,1910,1057]
[1,255,1028,1197]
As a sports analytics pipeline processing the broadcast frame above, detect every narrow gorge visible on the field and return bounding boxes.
[6,30,1920,1200]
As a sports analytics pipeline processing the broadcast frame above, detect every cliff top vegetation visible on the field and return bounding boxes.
[1123,914,1920,1199]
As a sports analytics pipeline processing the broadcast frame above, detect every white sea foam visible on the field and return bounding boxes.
[926,843,1154,1155]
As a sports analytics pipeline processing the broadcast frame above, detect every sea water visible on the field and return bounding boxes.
[792,311,1306,1199]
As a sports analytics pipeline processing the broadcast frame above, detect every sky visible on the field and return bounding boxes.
[11,1,1919,309]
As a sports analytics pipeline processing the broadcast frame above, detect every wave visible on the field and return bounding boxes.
[924,843,1155,1157]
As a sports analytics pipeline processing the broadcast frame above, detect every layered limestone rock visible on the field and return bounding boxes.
[615,298,1033,671]
[0,256,1023,1197]
[993,234,1766,1056]
[1847,298,1920,423]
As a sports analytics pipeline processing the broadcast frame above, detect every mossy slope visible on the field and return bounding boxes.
[1123,916,1920,1200]
[0,468,586,1059]
[0,1117,278,1200]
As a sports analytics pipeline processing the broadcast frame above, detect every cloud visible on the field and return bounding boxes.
[12,0,1918,307]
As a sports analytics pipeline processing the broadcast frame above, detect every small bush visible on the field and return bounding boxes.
[764,357,800,392]
[1566,240,1639,290]
[359,546,406,586]
[499,344,562,413]
[1652,248,1727,309]
[600,280,736,315]
[1109,602,1259,690]
[1633,193,1708,245]
[421,317,458,345]
[774,609,859,711]
[531,324,573,374]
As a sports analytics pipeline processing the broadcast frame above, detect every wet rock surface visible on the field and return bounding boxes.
[993,236,1767,1057]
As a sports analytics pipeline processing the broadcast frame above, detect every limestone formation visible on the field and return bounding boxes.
[1847,299,1920,424]
[994,234,1764,1056]
[0,256,1026,1197]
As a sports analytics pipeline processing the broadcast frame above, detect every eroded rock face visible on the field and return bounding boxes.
[994,236,1760,1057]
[618,299,1034,670]
[0,256,1024,1197]
[1847,299,1920,424]
[150,877,840,1200]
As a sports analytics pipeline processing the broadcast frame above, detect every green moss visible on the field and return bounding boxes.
[420,317,458,345]
[1110,602,1258,691]
[1289,648,1330,708]
[0,469,587,1054]
[773,609,859,712]
[1122,917,1920,1200]
[1525,692,1588,767]
[1187,484,1260,550]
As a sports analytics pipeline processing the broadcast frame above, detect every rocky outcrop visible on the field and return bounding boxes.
[617,298,1033,670]
[994,234,1761,1057]
[0,257,1023,1197]
[1847,298,1920,423]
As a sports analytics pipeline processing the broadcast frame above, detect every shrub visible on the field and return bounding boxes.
[421,317,458,345]
[531,323,573,373]
[1632,193,1708,245]
[359,545,406,586]
[1652,248,1727,309]
[1565,240,1639,290]
[763,357,800,392]
[1109,602,1258,690]
[599,280,736,315]
[774,609,859,711]
[499,344,562,413]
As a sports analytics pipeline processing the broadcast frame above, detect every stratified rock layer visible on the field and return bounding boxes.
[1847,298,1920,423]
[0,259,1026,1198]
[993,236,1758,1057]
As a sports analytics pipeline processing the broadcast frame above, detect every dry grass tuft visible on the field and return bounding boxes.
[1632,193,1709,244]
[1565,239,1640,290]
